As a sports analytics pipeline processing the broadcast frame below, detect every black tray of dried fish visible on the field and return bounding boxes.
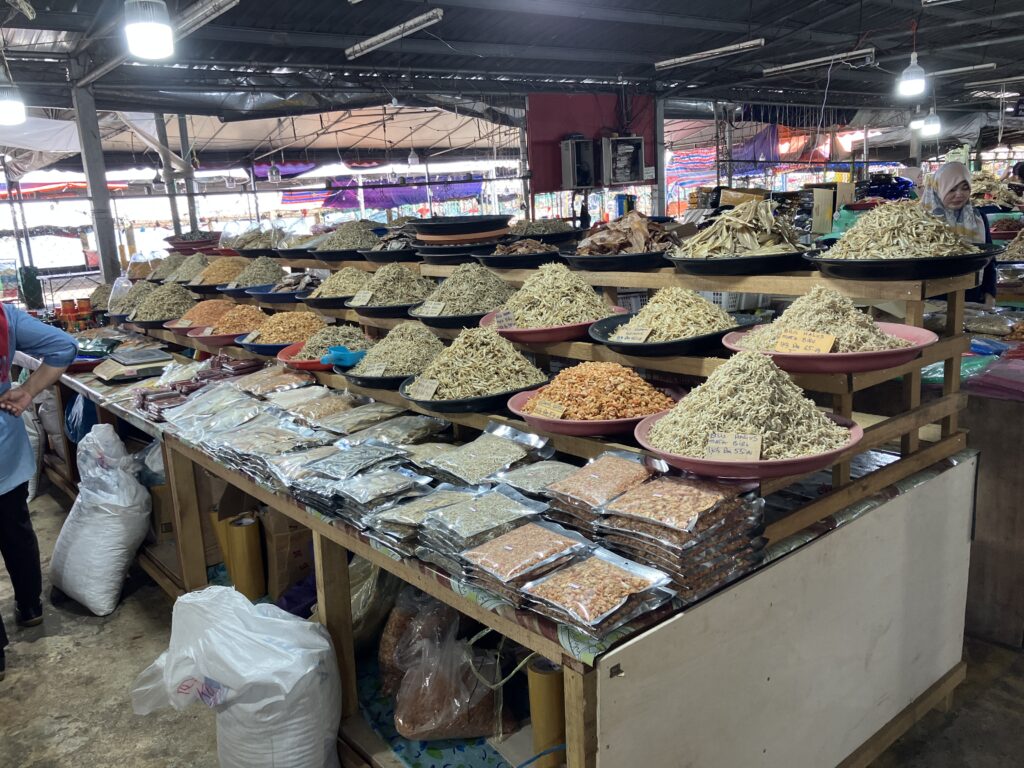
[563,251,668,272]
[512,230,584,247]
[245,285,311,304]
[338,367,409,390]
[417,250,479,266]
[473,251,564,269]
[237,248,278,257]
[308,248,366,262]
[346,300,423,318]
[414,241,500,254]
[398,376,542,414]
[275,248,314,259]
[359,248,421,264]
[410,215,512,237]
[805,244,1002,281]
[409,309,488,329]
[219,282,270,299]
[302,295,353,310]
[188,283,227,295]
[589,312,763,357]
[666,250,810,276]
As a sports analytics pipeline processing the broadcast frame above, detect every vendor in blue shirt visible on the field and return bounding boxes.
[0,304,77,681]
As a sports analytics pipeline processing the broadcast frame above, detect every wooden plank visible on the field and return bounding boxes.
[765,432,966,542]
[901,299,925,455]
[850,335,968,391]
[564,666,597,768]
[137,546,185,598]
[832,392,853,487]
[595,459,974,768]
[163,442,210,590]
[313,532,359,719]
[167,435,571,662]
[836,662,967,768]
[341,717,408,768]
[942,289,966,437]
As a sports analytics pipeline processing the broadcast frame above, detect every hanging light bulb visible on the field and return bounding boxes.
[124,0,174,60]
[921,107,942,138]
[0,83,26,126]
[407,148,419,166]
[224,173,237,189]
[909,106,925,131]
[897,52,927,97]
[267,161,282,183]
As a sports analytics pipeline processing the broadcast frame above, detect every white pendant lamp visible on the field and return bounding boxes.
[0,84,26,126]
[124,0,174,60]
[898,52,927,97]
[921,108,942,137]
[267,161,282,183]
[909,106,925,131]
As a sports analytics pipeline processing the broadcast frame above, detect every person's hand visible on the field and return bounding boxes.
[0,386,33,418]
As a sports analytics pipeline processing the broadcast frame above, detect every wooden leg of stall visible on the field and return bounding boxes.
[942,290,966,437]
[314,532,359,719]
[901,299,925,456]
[165,443,210,591]
[563,663,597,768]
[832,392,853,486]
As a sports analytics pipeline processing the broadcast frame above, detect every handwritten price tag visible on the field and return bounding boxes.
[349,290,374,307]
[226,281,239,290]
[614,325,653,343]
[407,377,439,400]
[242,331,261,343]
[774,329,835,355]
[360,362,388,377]
[531,399,566,419]
[200,327,216,337]
[494,309,517,329]
[168,319,192,328]
[417,301,446,317]
[706,432,762,462]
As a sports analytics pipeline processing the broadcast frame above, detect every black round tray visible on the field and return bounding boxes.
[308,249,366,262]
[245,286,311,304]
[338,368,409,390]
[409,309,488,329]
[237,248,279,257]
[128,317,178,330]
[346,300,423,318]
[275,248,315,258]
[302,295,353,310]
[474,251,564,269]
[510,229,584,246]
[219,282,269,299]
[666,250,811,276]
[418,251,479,266]
[105,312,130,323]
[563,251,668,272]
[399,377,543,414]
[145,277,164,284]
[188,283,225,295]
[359,248,421,264]
[414,240,500,254]
[410,215,512,237]
[589,313,763,357]
[805,244,1001,281]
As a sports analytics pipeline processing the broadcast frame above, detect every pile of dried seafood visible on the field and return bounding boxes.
[577,211,680,255]
[669,200,802,259]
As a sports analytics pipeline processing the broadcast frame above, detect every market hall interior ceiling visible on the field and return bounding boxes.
[6,0,1024,117]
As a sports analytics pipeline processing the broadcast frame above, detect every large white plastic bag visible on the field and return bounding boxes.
[21,408,43,501]
[49,424,151,616]
[132,586,342,768]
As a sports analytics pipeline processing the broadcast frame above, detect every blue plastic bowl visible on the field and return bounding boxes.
[321,345,368,368]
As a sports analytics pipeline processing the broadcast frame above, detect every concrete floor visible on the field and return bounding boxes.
[2,491,1024,768]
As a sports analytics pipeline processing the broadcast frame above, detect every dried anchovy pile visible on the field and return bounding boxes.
[511,219,574,236]
[193,257,248,285]
[224,227,280,249]
[109,280,157,315]
[132,282,196,321]
[254,312,325,344]
[413,327,546,400]
[350,321,443,376]
[148,252,187,281]
[167,253,209,283]
[523,362,673,420]
[670,200,803,259]
[647,351,849,459]
[296,325,375,360]
[88,283,112,311]
[413,263,515,316]
[577,211,680,255]
[176,229,218,242]
[737,286,911,353]
[180,299,235,326]
[1003,230,1024,262]
[309,267,370,298]
[827,201,978,260]
[313,220,380,251]
[493,238,559,255]
[501,263,611,327]
[612,288,733,343]
[232,256,285,287]
[360,263,434,306]
[212,305,269,335]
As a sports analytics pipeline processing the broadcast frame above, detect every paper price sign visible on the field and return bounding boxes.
[226,281,239,290]
[417,301,446,317]
[494,309,517,329]
[706,432,762,462]
[360,362,388,377]
[200,327,216,337]
[168,319,192,328]
[349,290,374,307]
[614,325,652,343]
[774,329,835,355]
[531,399,566,419]
[407,377,439,400]
[242,331,261,343]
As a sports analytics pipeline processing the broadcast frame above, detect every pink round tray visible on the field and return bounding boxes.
[186,327,249,347]
[634,412,864,480]
[277,341,332,371]
[480,307,628,343]
[507,389,654,436]
[163,319,207,337]
[721,322,939,374]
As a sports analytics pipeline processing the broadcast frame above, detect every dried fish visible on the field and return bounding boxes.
[670,200,802,259]
[131,282,196,321]
[577,211,679,255]
[313,220,380,251]
[309,267,371,298]
[412,263,515,316]
[350,322,443,377]
[611,288,733,343]
[826,200,978,260]
[501,263,611,327]
[296,325,374,360]
[232,256,285,288]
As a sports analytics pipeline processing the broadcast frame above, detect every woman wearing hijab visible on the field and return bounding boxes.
[0,304,77,680]
[920,161,994,305]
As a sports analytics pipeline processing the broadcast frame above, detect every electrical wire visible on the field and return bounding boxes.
[516,744,568,768]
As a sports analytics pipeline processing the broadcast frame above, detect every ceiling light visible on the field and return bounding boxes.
[898,52,927,97]
[965,75,1024,88]
[655,38,765,71]
[345,9,444,60]
[763,48,875,77]
[909,106,925,130]
[0,84,27,126]
[922,0,962,6]
[124,0,174,60]
[407,148,419,166]
[267,161,281,183]
[921,108,941,137]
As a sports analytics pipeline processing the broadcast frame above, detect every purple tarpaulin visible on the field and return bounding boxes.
[322,176,483,210]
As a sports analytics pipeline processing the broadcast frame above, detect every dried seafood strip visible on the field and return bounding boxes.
[577,211,680,255]
[669,200,802,259]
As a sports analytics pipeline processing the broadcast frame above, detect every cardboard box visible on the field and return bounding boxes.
[719,188,768,207]
[147,484,175,544]
[261,508,313,599]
